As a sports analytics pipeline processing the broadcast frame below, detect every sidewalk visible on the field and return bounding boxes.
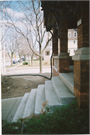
[2,97,22,122]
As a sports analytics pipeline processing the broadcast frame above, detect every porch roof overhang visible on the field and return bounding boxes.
[41,1,80,32]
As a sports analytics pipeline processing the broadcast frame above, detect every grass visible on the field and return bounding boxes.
[6,65,15,68]
[6,62,21,68]
[30,60,50,66]
[2,100,89,134]
[19,60,50,67]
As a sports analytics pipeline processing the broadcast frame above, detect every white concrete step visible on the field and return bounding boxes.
[59,72,74,94]
[12,93,29,122]
[52,77,75,105]
[22,89,37,118]
[35,85,46,114]
[45,81,62,112]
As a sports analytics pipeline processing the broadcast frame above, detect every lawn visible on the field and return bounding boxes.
[18,60,51,67]
[29,60,50,66]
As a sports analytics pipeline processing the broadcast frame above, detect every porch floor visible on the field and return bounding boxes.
[59,66,74,94]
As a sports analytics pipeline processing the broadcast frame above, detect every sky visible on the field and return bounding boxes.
[1,1,38,45]
[1,0,52,53]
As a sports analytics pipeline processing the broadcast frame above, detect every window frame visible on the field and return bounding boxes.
[68,32,71,37]
[73,31,77,37]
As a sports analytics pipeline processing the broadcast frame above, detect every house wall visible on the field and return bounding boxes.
[44,49,52,61]
[43,41,52,61]
[68,40,77,56]
[68,29,78,56]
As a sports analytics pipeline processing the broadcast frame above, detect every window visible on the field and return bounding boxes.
[73,31,77,37]
[68,32,71,37]
[45,51,50,56]
[73,40,75,44]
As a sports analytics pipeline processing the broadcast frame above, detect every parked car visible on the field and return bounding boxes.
[13,60,18,64]
[13,60,15,64]
[18,60,20,63]
[22,58,25,61]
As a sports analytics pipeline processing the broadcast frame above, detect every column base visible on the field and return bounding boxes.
[59,53,70,73]
[52,53,70,74]
[52,66,59,76]
[72,47,89,108]
[52,54,59,76]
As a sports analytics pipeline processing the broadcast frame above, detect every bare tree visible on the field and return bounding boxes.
[5,31,21,65]
[17,37,33,65]
[0,1,12,44]
[2,0,53,72]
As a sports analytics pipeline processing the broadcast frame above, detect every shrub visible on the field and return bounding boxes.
[2,100,89,134]
[23,62,28,65]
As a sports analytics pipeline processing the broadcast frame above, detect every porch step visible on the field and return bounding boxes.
[52,77,75,104]
[45,81,62,112]
[12,93,29,122]
[4,75,76,123]
[59,72,74,94]
[35,85,46,114]
[22,89,37,119]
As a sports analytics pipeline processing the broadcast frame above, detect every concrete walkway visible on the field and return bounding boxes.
[2,97,22,122]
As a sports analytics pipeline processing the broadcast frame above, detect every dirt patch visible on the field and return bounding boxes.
[1,73,51,99]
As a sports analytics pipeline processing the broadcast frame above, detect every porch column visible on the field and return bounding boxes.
[52,29,59,76]
[72,1,89,108]
[52,30,58,56]
[58,18,70,73]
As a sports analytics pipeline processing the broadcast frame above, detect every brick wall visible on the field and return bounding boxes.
[60,37,67,52]
[53,31,58,55]
[74,60,89,107]
[77,1,89,48]
[59,18,68,53]
[69,56,74,65]
[59,59,70,73]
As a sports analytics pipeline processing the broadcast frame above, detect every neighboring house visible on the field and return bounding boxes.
[43,41,52,61]
[43,29,77,59]
[68,29,77,56]
[34,41,52,61]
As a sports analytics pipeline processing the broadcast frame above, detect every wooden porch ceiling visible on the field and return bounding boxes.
[41,1,79,31]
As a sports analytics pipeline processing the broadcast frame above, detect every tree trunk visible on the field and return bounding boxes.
[28,55,30,66]
[39,46,42,73]
[11,52,13,65]
[24,55,26,61]
[19,55,21,62]
[31,53,34,65]
[31,57,33,65]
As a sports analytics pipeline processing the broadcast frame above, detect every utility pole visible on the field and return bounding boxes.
[1,45,3,75]
[3,42,6,74]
